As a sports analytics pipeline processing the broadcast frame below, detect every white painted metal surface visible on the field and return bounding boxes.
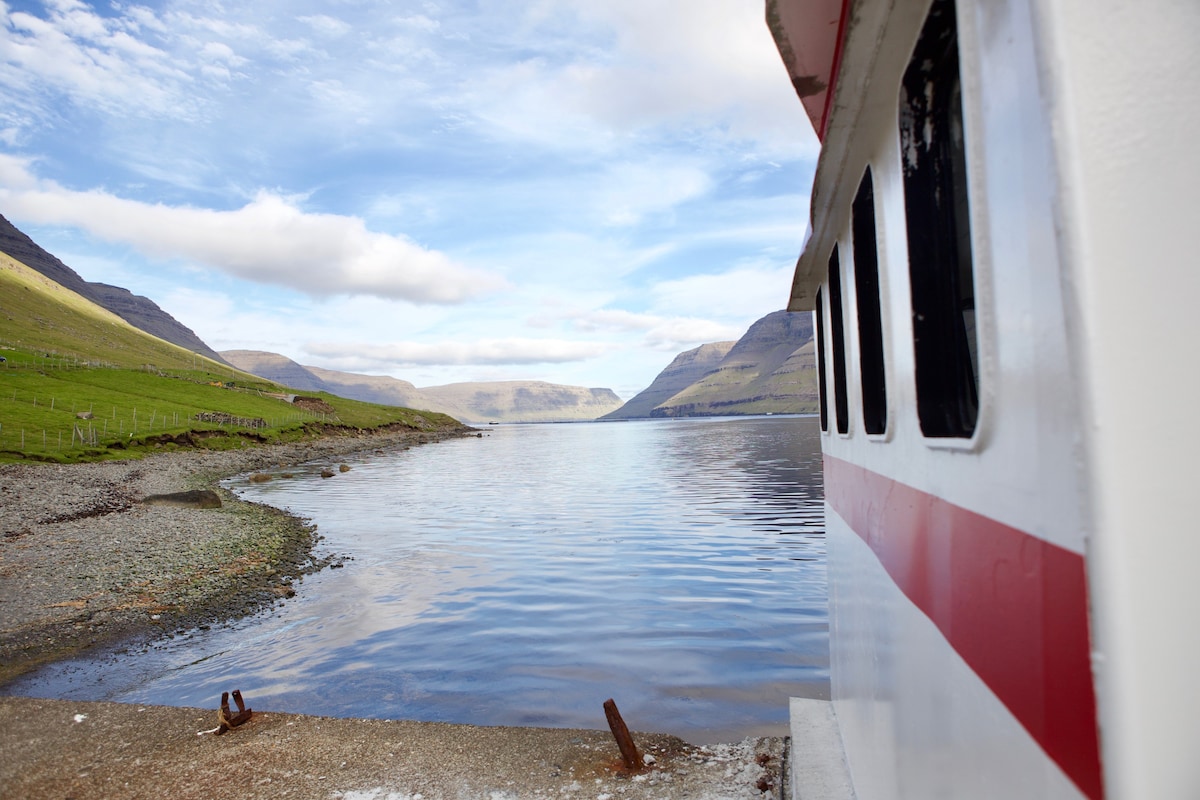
[770,0,1200,797]
[826,512,1086,799]
[1030,2,1200,797]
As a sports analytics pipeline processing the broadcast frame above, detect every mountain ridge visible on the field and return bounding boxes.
[599,341,735,420]
[2,215,816,423]
[221,350,624,424]
[603,310,818,419]
[0,214,227,364]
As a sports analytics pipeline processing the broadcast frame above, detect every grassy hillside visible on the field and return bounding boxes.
[0,252,463,462]
[654,339,819,416]
[628,311,819,418]
[600,341,735,420]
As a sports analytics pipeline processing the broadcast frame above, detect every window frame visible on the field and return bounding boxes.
[814,286,830,433]
[852,166,888,436]
[898,0,982,441]
[827,246,851,436]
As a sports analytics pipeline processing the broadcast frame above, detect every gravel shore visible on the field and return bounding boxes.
[0,427,471,684]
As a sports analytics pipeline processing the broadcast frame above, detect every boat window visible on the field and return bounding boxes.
[853,167,887,435]
[899,0,979,438]
[815,287,829,432]
[828,247,850,434]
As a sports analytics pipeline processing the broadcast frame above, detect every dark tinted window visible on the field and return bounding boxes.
[815,287,829,432]
[899,0,979,438]
[828,247,850,434]
[852,168,887,435]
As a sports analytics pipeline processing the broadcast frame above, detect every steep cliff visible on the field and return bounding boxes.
[0,214,226,363]
[609,310,819,418]
[600,341,735,420]
[654,310,817,416]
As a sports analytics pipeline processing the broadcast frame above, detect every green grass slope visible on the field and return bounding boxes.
[0,252,463,462]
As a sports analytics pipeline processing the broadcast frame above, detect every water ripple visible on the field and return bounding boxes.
[10,416,828,743]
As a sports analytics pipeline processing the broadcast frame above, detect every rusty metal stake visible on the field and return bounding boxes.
[603,698,642,770]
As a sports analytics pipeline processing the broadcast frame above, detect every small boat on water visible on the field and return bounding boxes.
[766,1,1200,798]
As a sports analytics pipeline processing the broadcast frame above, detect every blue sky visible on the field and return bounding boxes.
[0,0,817,398]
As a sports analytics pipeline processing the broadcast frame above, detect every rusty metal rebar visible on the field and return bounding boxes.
[603,698,642,770]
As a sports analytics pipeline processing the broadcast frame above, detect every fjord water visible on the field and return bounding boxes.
[15,416,828,742]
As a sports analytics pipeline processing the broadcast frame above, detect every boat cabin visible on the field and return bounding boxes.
[768,0,1200,797]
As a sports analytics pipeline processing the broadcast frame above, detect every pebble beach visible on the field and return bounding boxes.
[0,427,469,685]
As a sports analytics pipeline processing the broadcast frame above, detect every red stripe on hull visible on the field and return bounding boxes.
[824,455,1103,800]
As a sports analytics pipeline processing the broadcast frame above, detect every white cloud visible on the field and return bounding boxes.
[640,316,743,351]
[554,307,734,343]
[122,5,168,36]
[461,0,818,158]
[306,338,611,370]
[564,308,661,333]
[148,287,456,359]
[0,155,507,304]
[649,264,796,320]
[391,15,440,34]
[298,14,351,38]
[536,307,743,352]
[198,40,246,68]
[0,153,37,188]
[0,1,193,118]
[593,161,711,227]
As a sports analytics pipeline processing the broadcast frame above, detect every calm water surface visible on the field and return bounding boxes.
[9,416,828,742]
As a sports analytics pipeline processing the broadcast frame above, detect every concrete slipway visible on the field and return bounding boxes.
[0,696,793,799]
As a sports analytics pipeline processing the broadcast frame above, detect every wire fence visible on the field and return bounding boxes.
[0,395,332,456]
[0,347,342,456]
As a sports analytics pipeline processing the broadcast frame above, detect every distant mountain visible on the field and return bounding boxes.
[221,350,624,424]
[600,341,735,420]
[605,310,818,419]
[0,214,226,364]
[422,381,623,424]
[220,350,338,394]
[304,366,433,412]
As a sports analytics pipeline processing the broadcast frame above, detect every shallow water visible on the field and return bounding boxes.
[7,416,828,742]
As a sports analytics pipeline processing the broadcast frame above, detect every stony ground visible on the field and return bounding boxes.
[0,697,786,800]
[0,427,468,684]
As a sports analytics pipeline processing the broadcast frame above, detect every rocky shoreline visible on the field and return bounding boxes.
[0,426,473,685]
